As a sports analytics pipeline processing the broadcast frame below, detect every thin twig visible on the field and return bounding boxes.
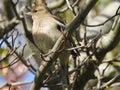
[0,81,32,89]
[65,0,76,15]
[100,74,120,89]
[69,53,94,74]
[10,0,20,19]
[56,0,80,13]
[82,13,120,27]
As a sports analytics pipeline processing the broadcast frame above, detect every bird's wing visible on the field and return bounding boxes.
[51,15,66,31]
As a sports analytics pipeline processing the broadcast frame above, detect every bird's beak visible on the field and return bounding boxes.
[26,12,32,16]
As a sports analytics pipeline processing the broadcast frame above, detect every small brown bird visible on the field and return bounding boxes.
[31,4,65,53]
[31,3,69,87]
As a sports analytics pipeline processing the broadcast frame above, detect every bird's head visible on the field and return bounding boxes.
[31,4,49,17]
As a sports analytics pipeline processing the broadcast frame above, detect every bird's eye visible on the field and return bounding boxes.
[33,10,38,13]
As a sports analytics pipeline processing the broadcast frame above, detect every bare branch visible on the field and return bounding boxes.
[0,18,19,39]
[100,74,120,89]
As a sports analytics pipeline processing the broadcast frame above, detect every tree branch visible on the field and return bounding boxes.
[100,74,120,89]
[96,13,120,60]
[0,18,19,39]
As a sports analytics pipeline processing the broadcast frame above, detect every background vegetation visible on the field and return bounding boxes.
[0,0,120,90]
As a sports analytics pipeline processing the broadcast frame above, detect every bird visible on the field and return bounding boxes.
[30,3,70,88]
[31,4,65,53]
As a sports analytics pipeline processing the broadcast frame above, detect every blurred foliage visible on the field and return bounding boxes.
[59,10,74,24]
[0,48,8,75]
[0,48,8,60]
[0,0,120,90]
[2,0,15,21]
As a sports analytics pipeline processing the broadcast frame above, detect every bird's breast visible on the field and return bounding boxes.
[32,21,61,53]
